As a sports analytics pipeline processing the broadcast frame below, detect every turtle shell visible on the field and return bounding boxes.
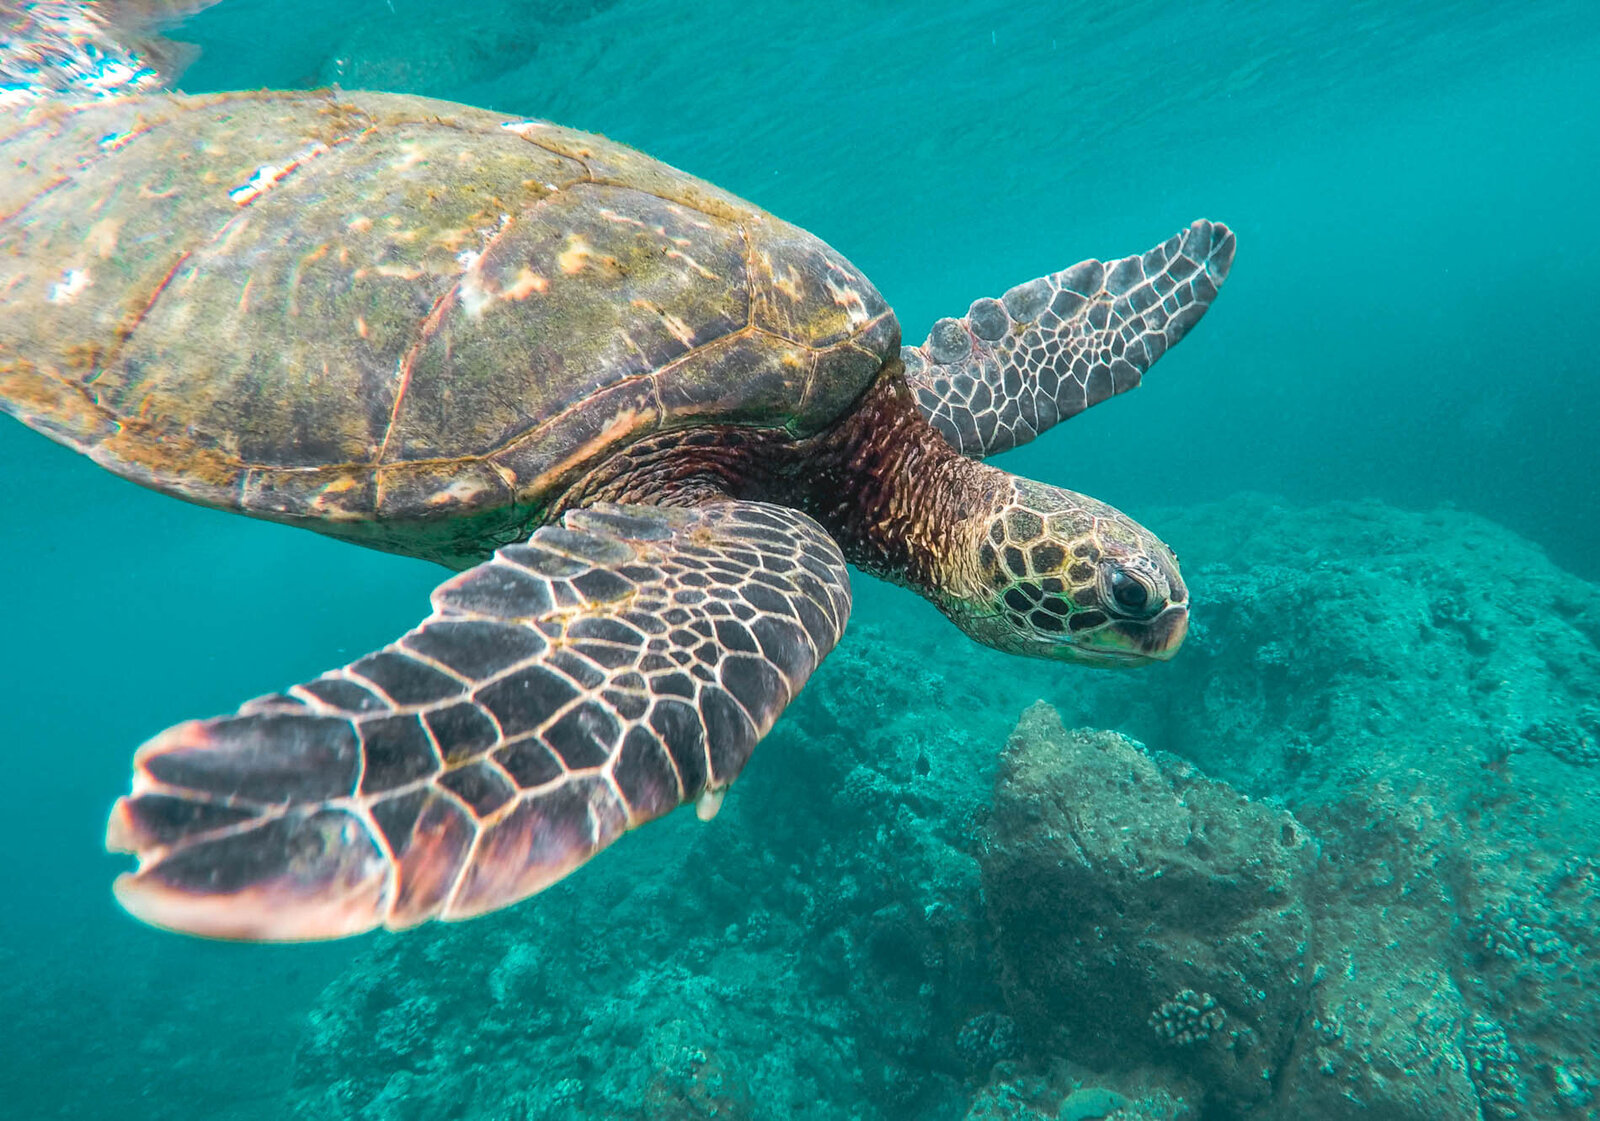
[0,90,897,564]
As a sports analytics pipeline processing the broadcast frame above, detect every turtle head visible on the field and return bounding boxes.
[944,478,1189,667]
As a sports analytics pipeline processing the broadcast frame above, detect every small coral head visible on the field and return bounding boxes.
[949,478,1188,666]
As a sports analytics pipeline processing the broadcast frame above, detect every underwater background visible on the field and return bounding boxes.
[2,1,1599,1118]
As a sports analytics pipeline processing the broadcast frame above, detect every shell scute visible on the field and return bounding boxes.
[655,330,810,430]
[102,114,582,472]
[1,91,900,565]
[381,182,749,463]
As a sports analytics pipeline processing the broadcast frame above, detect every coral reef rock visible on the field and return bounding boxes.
[981,706,1321,1114]
[979,695,1600,1119]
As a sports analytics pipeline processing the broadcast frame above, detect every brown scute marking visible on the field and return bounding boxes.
[110,793,259,850]
[1068,610,1109,632]
[538,525,635,566]
[612,725,682,819]
[476,665,581,737]
[603,687,650,722]
[111,806,390,941]
[386,790,477,928]
[402,619,549,681]
[649,697,708,794]
[541,702,619,770]
[569,616,648,645]
[701,686,759,783]
[444,778,626,919]
[370,789,429,861]
[351,650,466,705]
[298,676,388,713]
[358,715,441,795]
[501,542,588,578]
[436,761,517,817]
[567,506,674,541]
[1031,611,1066,633]
[1006,510,1044,542]
[1031,543,1066,573]
[423,702,500,765]
[103,501,850,938]
[494,738,566,789]
[138,714,360,803]
[719,655,789,727]
[432,561,554,618]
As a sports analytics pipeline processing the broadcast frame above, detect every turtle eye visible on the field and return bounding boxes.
[1108,567,1154,615]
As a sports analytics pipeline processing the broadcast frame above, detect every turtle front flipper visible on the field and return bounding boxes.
[105,501,851,941]
[905,220,1235,457]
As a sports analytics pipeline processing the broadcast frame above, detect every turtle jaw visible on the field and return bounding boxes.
[949,599,1188,666]
[1140,604,1190,659]
[1022,603,1189,667]
[1070,604,1190,666]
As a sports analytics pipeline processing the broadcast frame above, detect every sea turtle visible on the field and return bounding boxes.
[2,82,1232,940]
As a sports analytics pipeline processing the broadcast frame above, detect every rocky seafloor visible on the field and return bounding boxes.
[284,496,1600,1121]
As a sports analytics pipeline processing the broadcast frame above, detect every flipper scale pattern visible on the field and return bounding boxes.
[905,220,1235,457]
[105,501,850,940]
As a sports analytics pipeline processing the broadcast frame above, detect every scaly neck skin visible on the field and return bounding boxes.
[560,363,1006,607]
[782,367,1004,599]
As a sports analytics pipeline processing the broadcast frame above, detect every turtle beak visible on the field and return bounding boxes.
[1137,604,1189,660]
[1077,604,1188,666]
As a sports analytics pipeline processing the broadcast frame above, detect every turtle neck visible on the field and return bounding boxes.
[557,361,1007,608]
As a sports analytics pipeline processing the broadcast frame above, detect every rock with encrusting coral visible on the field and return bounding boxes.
[981,703,1496,1121]
[980,703,1319,1113]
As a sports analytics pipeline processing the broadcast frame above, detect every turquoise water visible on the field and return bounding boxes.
[2,2,1599,1118]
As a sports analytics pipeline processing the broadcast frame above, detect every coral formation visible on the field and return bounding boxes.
[957,1013,1022,1072]
[982,704,1485,1119]
[1149,992,1226,1047]
[979,711,1316,1112]
[1521,716,1600,766]
[1462,1013,1525,1120]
